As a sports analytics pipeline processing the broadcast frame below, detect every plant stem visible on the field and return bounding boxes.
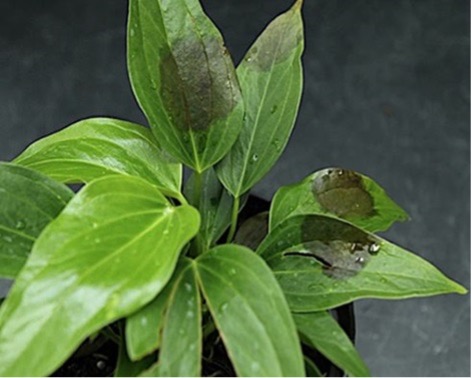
[226,195,240,243]
[193,170,203,207]
[191,170,204,256]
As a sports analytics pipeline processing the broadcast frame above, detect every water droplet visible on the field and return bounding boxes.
[355,256,365,263]
[163,229,169,235]
[250,362,260,372]
[189,343,197,351]
[229,268,236,276]
[338,169,344,175]
[97,360,106,370]
[184,282,192,292]
[15,220,25,230]
[130,28,135,37]
[219,303,228,313]
[270,105,278,114]
[94,237,101,244]
[272,139,281,151]
[163,207,174,215]
[186,310,194,318]
[369,243,380,253]
[140,318,148,327]
[251,153,259,162]
[92,222,98,229]
[245,57,252,63]
[2,235,13,243]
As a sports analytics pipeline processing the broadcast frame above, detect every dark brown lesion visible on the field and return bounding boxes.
[242,7,303,71]
[159,36,240,132]
[287,215,381,279]
[311,168,375,218]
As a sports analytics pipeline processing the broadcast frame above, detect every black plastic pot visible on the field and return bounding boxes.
[52,195,356,377]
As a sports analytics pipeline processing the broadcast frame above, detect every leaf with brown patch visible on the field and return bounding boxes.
[269,167,409,232]
[128,0,244,172]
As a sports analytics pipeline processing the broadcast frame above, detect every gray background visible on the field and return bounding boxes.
[0,0,469,376]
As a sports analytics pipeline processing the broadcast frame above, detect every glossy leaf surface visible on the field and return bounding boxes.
[128,0,244,172]
[0,175,200,376]
[142,260,201,377]
[270,167,408,232]
[14,117,182,199]
[195,244,304,377]
[258,214,466,311]
[217,0,304,196]
[0,163,73,278]
[184,169,234,249]
[294,311,369,377]
[126,275,173,361]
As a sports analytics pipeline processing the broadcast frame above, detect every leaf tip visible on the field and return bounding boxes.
[293,0,304,11]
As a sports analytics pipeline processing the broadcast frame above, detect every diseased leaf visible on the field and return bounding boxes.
[294,311,370,377]
[0,175,200,376]
[128,0,244,172]
[141,259,201,377]
[0,163,73,278]
[270,168,408,232]
[195,244,305,377]
[115,340,156,377]
[234,211,269,250]
[217,0,304,196]
[13,118,182,199]
[258,214,467,311]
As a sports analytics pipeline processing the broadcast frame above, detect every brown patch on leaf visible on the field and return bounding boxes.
[312,168,375,218]
[235,212,269,251]
[291,215,381,279]
[160,36,240,131]
[242,4,303,71]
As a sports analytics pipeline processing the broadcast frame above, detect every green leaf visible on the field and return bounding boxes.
[128,0,244,172]
[217,0,304,197]
[0,163,73,278]
[258,214,467,311]
[0,175,200,376]
[184,169,235,249]
[294,311,370,377]
[116,339,156,377]
[13,117,182,199]
[304,356,322,377]
[270,168,409,232]
[195,244,304,377]
[141,259,201,377]
[125,276,173,361]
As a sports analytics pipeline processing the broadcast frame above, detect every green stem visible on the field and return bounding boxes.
[190,170,204,256]
[193,170,203,207]
[226,195,240,243]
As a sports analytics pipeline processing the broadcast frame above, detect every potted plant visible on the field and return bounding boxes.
[0,0,466,376]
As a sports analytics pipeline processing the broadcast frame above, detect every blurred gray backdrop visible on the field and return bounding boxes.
[0,1,469,376]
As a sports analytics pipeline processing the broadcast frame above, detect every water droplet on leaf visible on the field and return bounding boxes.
[184,282,192,292]
[219,303,228,313]
[15,220,25,230]
[271,105,278,114]
[2,235,13,243]
[369,243,380,254]
[251,154,259,162]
